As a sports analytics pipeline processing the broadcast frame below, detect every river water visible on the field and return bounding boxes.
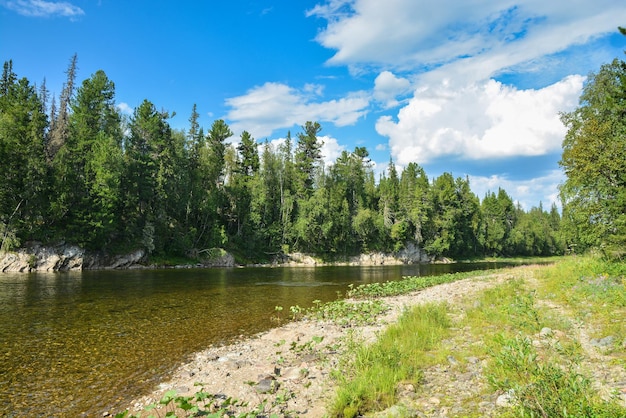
[0,262,506,417]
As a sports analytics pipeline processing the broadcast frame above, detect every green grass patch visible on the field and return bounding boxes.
[535,255,626,349]
[460,258,626,417]
[330,303,451,417]
[330,258,626,417]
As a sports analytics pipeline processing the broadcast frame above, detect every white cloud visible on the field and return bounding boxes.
[309,0,626,75]
[373,71,410,108]
[117,102,133,115]
[2,0,84,18]
[469,169,564,210]
[319,135,346,166]
[376,75,583,165]
[225,82,369,138]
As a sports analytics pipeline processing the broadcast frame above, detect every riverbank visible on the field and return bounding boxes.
[0,243,432,272]
[117,260,626,417]
[114,266,517,417]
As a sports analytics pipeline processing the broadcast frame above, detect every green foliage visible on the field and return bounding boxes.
[347,269,487,298]
[0,62,50,241]
[307,299,389,326]
[560,57,626,256]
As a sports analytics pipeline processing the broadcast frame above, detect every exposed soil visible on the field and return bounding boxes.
[118,265,626,417]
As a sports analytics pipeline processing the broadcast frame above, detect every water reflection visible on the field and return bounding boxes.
[0,262,507,417]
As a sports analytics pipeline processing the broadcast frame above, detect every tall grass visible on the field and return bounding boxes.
[330,303,450,417]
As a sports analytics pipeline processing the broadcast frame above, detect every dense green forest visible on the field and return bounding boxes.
[0,50,623,262]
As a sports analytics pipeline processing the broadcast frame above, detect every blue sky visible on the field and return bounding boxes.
[2,0,625,210]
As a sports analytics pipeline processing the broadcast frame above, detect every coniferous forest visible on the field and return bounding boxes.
[6,52,623,263]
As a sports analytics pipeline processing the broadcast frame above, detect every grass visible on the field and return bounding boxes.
[534,255,626,345]
[329,255,626,417]
[330,303,451,417]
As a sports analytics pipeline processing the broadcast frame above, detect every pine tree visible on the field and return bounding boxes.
[0,64,50,248]
[48,54,77,160]
[295,121,323,196]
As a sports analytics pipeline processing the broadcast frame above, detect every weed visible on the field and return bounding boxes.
[306,299,388,326]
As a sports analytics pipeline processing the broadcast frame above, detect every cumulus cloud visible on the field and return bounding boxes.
[2,0,84,18]
[373,71,410,108]
[319,135,346,166]
[376,75,583,165]
[225,82,369,138]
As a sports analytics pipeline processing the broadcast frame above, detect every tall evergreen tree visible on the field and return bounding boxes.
[0,64,49,249]
[379,158,399,228]
[122,99,177,253]
[397,162,430,245]
[295,121,323,196]
[52,69,123,248]
[48,53,77,160]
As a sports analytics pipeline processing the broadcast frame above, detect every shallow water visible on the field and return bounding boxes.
[0,263,505,417]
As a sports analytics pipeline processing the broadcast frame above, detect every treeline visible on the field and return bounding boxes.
[0,57,564,261]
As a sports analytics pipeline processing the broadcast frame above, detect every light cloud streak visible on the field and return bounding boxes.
[2,0,84,18]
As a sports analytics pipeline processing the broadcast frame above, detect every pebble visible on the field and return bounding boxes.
[539,327,552,337]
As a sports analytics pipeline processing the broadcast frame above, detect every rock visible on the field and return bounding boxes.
[496,390,516,408]
[590,336,615,348]
[281,366,305,381]
[447,355,459,365]
[0,242,85,272]
[539,327,553,337]
[372,404,417,418]
[256,375,279,394]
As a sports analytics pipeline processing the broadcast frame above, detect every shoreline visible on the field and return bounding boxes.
[116,268,518,417]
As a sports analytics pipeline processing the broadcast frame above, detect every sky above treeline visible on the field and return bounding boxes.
[2,0,625,210]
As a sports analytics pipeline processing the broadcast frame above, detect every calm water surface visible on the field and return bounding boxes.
[0,263,506,417]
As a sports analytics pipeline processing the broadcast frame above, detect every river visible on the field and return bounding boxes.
[0,262,507,417]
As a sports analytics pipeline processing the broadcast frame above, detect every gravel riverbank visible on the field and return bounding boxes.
[117,265,626,417]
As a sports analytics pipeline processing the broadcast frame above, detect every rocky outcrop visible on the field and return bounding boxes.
[0,243,147,272]
[0,243,85,272]
[275,242,432,266]
[396,242,432,263]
